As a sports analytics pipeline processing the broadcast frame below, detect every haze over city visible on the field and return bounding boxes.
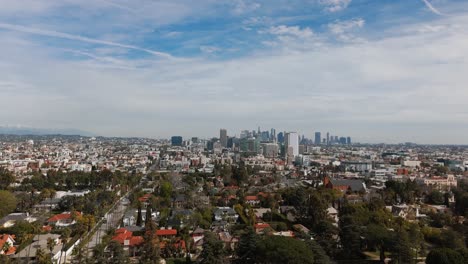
[1,0,468,144]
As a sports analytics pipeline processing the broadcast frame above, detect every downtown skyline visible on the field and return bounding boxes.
[1,0,468,144]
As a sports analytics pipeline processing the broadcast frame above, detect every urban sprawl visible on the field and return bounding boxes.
[0,128,467,264]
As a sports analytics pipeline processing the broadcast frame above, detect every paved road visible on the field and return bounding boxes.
[60,195,130,263]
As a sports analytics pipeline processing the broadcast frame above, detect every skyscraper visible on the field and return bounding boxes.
[326,132,330,145]
[314,132,321,145]
[277,132,284,143]
[171,136,183,146]
[220,129,227,148]
[270,128,276,142]
[284,132,299,158]
[347,137,352,145]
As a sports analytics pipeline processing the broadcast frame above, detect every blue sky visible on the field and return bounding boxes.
[1,0,468,143]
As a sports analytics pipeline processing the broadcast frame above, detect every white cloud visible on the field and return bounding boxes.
[200,45,221,53]
[231,0,261,15]
[328,18,365,42]
[267,25,314,38]
[319,0,352,12]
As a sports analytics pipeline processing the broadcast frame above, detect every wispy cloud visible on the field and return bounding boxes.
[421,0,444,16]
[0,22,173,59]
[328,18,365,42]
[319,0,352,12]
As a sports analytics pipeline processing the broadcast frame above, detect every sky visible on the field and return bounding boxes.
[1,0,468,144]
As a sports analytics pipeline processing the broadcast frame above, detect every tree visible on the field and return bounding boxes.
[254,236,315,264]
[160,181,173,199]
[394,229,414,264]
[235,227,257,264]
[145,205,152,225]
[426,248,465,264]
[0,190,17,218]
[198,232,226,264]
[140,221,160,264]
[107,240,129,264]
[366,224,393,263]
[47,237,56,256]
[137,203,143,226]
[428,190,445,205]
[306,239,332,264]
[36,247,52,264]
[0,168,14,189]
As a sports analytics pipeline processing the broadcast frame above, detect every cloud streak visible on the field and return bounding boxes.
[0,22,173,59]
[422,0,444,16]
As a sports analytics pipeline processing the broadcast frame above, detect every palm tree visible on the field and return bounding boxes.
[47,237,56,258]
[59,228,71,264]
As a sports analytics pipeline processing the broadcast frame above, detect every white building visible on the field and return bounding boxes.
[284,132,299,158]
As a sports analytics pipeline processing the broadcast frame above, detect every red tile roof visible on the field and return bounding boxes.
[156,229,177,236]
[0,234,16,255]
[112,228,143,247]
[245,195,259,201]
[254,223,271,229]
[47,212,81,223]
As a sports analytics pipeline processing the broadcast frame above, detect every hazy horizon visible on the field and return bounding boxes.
[1,0,468,144]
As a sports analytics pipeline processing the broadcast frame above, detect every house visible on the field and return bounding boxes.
[12,234,62,263]
[244,195,260,206]
[213,207,239,223]
[47,211,81,227]
[417,175,457,189]
[254,223,271,234]
[293,224,310,234]
[327,207,339,224]
[112,228,144,250]
[324,177,366,193]
[0,234,16,255]
[172,194,187,209]
[218,231,238,251]
[33,198,61,213]
[272,231,295,237]
[123,211,136,226]
[156,228,177,239]
[0,213,37,228]
[253,208,271,220]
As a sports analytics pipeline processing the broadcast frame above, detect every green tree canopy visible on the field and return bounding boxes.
[0,190,17,218]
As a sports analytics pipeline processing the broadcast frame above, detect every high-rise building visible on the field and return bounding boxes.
[339,137,347,145]
[284,132,299,158]
[270,128,276,142]
[314,132,321,145]
[326,132,330,145]
[277,132,284,143]
[171,136,183,146]
[220,129,227,148]
[347,137,352,145]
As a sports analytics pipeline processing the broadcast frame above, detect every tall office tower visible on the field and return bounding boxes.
[335,136,339,143]
[326,132,330,145]
[191,137,199,144]
[339,137,347,145]
[347,137,352,145]
[314,132,321,145]
[277,132,284,143]
[240,130,249,139]
[171,136,183,146]
[270,128,276,142]
[261,131,269,142]
[220,129,228,147]
[284,132,299,158]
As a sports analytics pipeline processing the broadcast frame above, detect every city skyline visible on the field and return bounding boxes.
[1,1,468,144]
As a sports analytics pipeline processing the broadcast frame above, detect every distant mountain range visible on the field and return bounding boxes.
[0,126,94,136]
